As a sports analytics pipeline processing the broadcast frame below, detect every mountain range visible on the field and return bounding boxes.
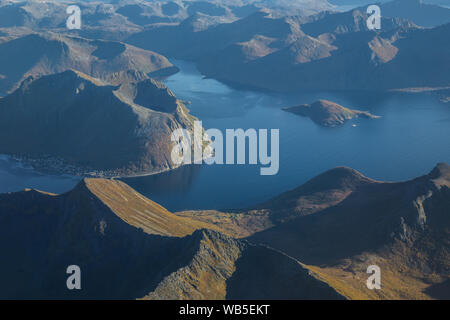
[0,177,343,299]
[0,0,448,301]
[0,32,177,94]
[2,0,449,93]
[0,0,332,41]
[249,163,450,299]
[0,163,448,299]
[127,0,450,92]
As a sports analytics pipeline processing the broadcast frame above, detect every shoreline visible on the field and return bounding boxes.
[2,152,214,180]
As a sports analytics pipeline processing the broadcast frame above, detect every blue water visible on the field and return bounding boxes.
[0,155,79,195]
[1,60,450,212]
[122,60,450,211]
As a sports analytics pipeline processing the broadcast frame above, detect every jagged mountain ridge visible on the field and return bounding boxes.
[329,0,450,27]
[0,0,332,41]
[248,163,450,299]
[171,163,450,299]
[127,4,449,91]
[251,163,450,261]
[0,177,344,300]
[143,229,343,300]
[0,163,448,299]
[197,19,448,91]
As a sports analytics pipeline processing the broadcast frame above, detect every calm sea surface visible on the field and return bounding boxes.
[1,60,450,211]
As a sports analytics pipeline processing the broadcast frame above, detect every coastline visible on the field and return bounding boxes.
[2,150,214,180]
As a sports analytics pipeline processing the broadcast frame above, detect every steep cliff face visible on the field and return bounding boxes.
[0,70,204,177]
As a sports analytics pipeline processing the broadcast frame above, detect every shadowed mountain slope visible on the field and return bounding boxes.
[174,163,449,299]
[0,180,189,299]
[127,10,303,60]
[0,70,204,177]
[0,164,448,299]
[252,163,450,263]
[143,229,344,300]
[0,178,344,300]
[0,32,176,94]
[255,166,377,223]
[249,163,450,299]
[205,21,449,91]
[127,6,449,91]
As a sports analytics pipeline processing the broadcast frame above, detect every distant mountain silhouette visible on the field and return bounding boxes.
[127,6,449,91]
[380,0,450,27]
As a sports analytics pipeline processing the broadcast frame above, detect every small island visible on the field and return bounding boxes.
[283,99,380,127]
